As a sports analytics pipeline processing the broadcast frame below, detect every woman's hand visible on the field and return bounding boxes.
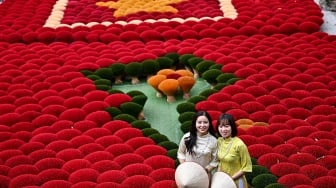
[231,171,244,180]
[178,159,185,164]
[205,166,214,174]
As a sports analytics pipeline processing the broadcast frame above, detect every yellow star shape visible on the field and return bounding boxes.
[96,0,186,17]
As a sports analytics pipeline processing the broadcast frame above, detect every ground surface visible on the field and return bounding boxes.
[114,78,211,143]
[315,0,336,34]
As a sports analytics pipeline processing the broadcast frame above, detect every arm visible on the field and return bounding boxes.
[233,140,252,179]
[231,170,245,180]
[177,134,187,164]
[178,158,185,164]
[206,137,218,173]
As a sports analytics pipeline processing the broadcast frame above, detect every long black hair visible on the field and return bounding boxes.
[184,111,217,155]
[216,113,238,137]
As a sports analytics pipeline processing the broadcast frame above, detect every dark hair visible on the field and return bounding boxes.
[216,113,238,137]
[184,111,216,155]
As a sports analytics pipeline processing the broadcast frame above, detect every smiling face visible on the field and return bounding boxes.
[218,119,232,139]
[195,115,210,136]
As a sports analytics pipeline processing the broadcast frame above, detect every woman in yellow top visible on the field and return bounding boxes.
[216,113,252,188]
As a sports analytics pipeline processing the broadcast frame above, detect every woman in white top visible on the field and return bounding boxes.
[177,110,218,174]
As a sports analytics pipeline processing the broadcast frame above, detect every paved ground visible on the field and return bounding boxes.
[315,0,336,35]
[113,79,211,144]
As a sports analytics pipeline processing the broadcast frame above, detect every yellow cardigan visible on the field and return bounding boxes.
[217,136,252,188]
